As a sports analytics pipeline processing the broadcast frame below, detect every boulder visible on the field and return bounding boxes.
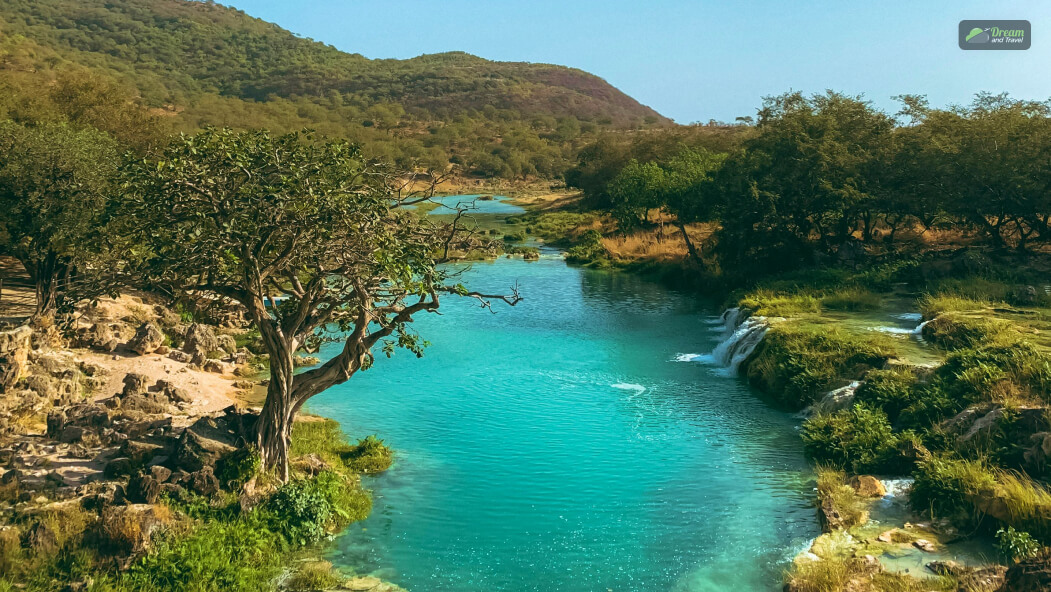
[78,323,118,352]
[149,465,172,483]
[912,539,936,552]
[818,496,845,531]
[202,359,226,374]
[127,471,162,504]
[183,324,220,359]
[119,440,163,466]
[122,373,150,398]
[167,350,192,364]
[104,457,136,478]
[999,551,1051,592]
[173,427,235,472]
[98,504,165,554]
[128,322,165,356]
[187,466,220,497]
[0,326,33,393]
[926,560,967,577]
[216,334,237,355]
[849,475,886,498]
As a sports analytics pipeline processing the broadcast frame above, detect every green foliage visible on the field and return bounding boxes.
[738,290,821,317]
[816,466,868,528]
[565,229,607,264]
[744,323,896,408]
[343,435,394,474]
[802,405,899,472]
[286,562,341,591]
[910,455,996,518]
[215,447,261,491]
[996,526,1042,562]
[920,314,1013,350]
[821,288,881,311]
[116,516,282,592]
[264,470,371,546]
[853,369,918,423]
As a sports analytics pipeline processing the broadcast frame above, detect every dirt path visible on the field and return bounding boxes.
[0,256,34,324]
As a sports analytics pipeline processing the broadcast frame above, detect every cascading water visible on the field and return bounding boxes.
[800,380,861,418]
[711,312,770,373]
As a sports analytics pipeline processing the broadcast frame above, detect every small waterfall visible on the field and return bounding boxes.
[911,319,931,336]
[719,307,745,336]
[710,315,769,373]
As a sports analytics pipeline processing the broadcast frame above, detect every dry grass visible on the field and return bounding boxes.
[600,223,712,261]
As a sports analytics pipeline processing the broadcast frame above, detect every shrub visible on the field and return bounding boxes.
[502,231,526,242]
[910,455,996,518]
[934,341,1051,405]
[996,526,1041,563]
[853,369,918,423]
[118,516,282,592]
[265,478,333,546]
[215,446,261,490]
[738,289,820,317]
[565,229,606,264]
[802,404,898,472]
[342,435,393,474]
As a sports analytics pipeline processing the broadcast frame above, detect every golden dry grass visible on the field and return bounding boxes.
[601,223,713,261]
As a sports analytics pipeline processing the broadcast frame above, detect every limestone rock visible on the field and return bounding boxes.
[129,322,165,356]
[216,334,237,354]
[849,475,886,498]
[0,325,32,393]
[183,323,220,359]
[912,539,936,552]
[173,426,235,472]
[167,350,192,364]
[122,373,150,398]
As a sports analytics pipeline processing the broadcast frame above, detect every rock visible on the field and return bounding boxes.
[183,323,220,359]
[876,529,896,543]
[343,577,384,591]
[912,539,936,552]
[122,373,150,398]
[848,475,887,498]
[104,457,136,478]
[187,466,220,496]
[818,496,845,531]
[974,487,1012,522]
[167,387,193,404]
[926,560,967,576]
[202,359,226,374]
[291,453,332,477]
[216,334,237,355]
[0,325,33,393]
[293,355,321,368]
[149,465,172,483]
[78,323,117,352]
[98,504,165,554]
[119,440,163,466]
[127,471,162,504]
[173,427,235,472]
[167,350,192,364]
[60,425,88,444]
[964,565,1007,591]
[154,345,170,355]
[999,551,1049,591]
[128,322,165,355]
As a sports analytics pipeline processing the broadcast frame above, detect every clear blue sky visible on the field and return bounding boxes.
[224,0,1051,123]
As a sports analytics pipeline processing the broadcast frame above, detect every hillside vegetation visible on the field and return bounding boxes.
[0,0,669,179]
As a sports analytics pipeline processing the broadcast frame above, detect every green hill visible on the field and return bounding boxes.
[0,0,670,179]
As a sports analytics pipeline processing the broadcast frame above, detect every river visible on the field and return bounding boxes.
[306,197,820,592]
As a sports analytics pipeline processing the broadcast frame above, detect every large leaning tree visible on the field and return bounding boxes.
[122,128,519,480]
[0,121,120,318]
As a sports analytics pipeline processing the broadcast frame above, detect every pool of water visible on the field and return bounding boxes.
[413,194,526,216]
[309,256,819,592]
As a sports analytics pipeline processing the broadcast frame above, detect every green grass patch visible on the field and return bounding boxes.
[816,466,868,528]
[802,405,901,473]
[738,289,820,317]
[291,419,394,476]
[820,288,882,312]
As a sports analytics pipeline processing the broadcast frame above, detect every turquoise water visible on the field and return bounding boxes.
[411,194,525,215]
[309,254,819,592]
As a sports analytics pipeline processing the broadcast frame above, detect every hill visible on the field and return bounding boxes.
[0,0,671,179]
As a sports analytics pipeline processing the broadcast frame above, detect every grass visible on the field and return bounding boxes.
[738,289,821,317]
[290,419,394,476]
[784,556,955,592]
[286,561,341,591]
[816,467,868,529]
[910,455,997,520]
[743,323,897,408]
[920,313,1015,350]
[803,406,900,473]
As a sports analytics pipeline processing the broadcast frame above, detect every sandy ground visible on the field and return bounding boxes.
[79,348,244,413]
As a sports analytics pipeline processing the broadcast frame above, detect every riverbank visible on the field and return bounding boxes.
[0,294,401,592]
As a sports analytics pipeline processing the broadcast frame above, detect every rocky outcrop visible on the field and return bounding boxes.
[183,323,220,362]
[999,551,1051,591]
[849,475,886,498]
[0,325,32,393]
[128,322,164,355]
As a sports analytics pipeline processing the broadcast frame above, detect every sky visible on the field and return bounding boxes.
[224,0,1051,124]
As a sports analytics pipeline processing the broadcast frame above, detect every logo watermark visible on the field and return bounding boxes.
[959,20,1030,50]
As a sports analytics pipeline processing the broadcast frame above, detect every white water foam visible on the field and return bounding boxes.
[710,315,769,373]
[610,383,647,395]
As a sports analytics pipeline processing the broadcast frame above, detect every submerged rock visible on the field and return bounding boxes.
[849,475,886,498]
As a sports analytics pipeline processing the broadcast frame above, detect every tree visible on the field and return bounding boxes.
[607,159,666,230]
[122,128,519,479]
[0,121,119,317]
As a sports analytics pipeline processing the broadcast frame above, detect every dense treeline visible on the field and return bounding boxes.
[568,91,1051,276]
[0,0,668,179]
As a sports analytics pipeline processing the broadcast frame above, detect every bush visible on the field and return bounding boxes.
[996,526,1041,563]
[342,435,393,474]
[921,314,1013,350]
[816,467,868,528]
[502,231,526,242]
[264,470,371,545]
[215,447,261,491]
[565,229,606,264]
[853,369,918,423]
[802,404,898,472]
[738,289,820,317]
[910,455,996,518]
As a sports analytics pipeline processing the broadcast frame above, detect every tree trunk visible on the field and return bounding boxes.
[255,325,297,480]
[677,222,701,263]
[27,254,63,320]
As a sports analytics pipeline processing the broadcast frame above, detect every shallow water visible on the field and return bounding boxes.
[310,255,819,591]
